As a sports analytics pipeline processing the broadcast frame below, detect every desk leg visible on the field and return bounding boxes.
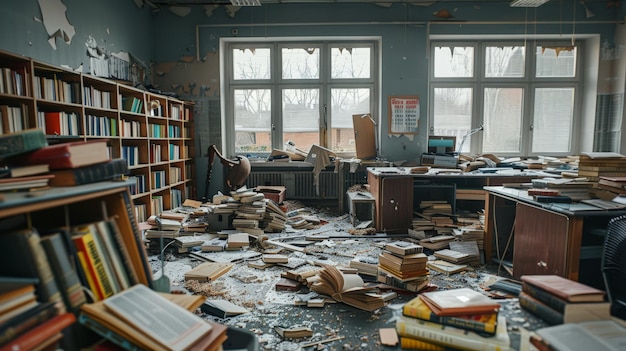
[484,193,494,263]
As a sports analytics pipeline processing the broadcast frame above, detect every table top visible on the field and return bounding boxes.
[366,167,555,179]
[484,185,626,217]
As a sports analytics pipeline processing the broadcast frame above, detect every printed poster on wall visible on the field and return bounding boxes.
[388,95,419,134]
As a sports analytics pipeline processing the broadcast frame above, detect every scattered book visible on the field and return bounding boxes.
[273,325,313,339]
[310,264,385,312]
[275,277,302,292]
[384,241,423,256]
[184,262,234,283]
[426,260,467,275]
[201,299,249,319]
[419,288,500,317]
[262,254,289,264]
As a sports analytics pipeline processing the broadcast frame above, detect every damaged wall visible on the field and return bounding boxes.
[0,0,153,81]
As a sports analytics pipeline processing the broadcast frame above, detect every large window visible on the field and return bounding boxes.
[429,41,581,156]
[224,40,378,156]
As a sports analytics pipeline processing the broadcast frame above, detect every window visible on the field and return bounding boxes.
[224,41,378,157]
[429,41,581,156]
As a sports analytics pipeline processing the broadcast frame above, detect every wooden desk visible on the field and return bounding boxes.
[484,186,626,284]
[366,167,537,233]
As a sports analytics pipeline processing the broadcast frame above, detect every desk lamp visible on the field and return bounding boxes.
[456,125,484,158]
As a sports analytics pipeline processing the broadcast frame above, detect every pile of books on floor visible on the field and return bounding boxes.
[396,288,510,351]
[376,241,430,292]
[518,274,610,325]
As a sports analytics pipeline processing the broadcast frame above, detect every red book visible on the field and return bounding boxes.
[0,312,76,351]
[44,112,62,135]
[12,140,110,170]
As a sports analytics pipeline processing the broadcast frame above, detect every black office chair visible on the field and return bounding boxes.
[602,215,626,320]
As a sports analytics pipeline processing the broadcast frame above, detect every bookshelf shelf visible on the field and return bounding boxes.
[0,49,196,222]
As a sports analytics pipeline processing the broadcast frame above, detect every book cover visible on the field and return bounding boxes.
[403,295,498,335]
[395,315,511,351]
[518,291,563,325]
[44,111,62,135]
[48,158,129,186]
[419,288,501,317]
[0,128,47,159]
[0,301,59,346]
[518,291,611,325]
[81,284,214,351]
[0,229,64,311]
[94,220,132,291]
[0,312,76,351]
[400,337,447,351]
[201,299,249,319]
[534,320,626,351]
[0,163,49,178]
[40,232,87,314]
[310,265,385,312]
[11,139,111,170]
[520,275,606,303]
[71,227,115,301]
[184,262,234,283]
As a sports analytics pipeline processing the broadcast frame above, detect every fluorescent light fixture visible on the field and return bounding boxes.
[230,0,261,6]
[510,0,550,7]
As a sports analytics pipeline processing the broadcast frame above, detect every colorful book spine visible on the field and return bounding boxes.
[400,337,446,351]
[518,292,562,326]
[40,233,87,313]
[72,228,115,300]
[402,296,497,335]
[395,315,511,351]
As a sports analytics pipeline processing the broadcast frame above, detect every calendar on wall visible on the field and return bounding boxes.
[388,95,419,134]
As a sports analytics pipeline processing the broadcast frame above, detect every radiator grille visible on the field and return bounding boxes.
[246,171,338,199]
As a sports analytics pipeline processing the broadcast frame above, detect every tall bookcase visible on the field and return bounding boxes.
[0,49,195,221]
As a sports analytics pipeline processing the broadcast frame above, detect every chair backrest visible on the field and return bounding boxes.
[602,215,626,310]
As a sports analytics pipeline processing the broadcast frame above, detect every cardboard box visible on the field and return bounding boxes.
[256,185,286,204]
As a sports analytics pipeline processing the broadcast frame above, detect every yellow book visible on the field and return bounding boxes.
[400,337,446,351]
[72,228,115,300]
[403,296,498,335]
[76,250,103,301]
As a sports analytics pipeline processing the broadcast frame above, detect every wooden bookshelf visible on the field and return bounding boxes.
[0,49,195,221]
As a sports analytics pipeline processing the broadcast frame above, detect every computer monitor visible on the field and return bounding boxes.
[428,135,456,154]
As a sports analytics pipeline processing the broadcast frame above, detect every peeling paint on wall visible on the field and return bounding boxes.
[37,0,75,50]
[152,52,220,98]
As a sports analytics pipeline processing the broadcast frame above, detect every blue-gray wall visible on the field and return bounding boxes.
[0,0,624,198]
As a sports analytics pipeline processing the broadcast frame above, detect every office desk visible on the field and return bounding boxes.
[366,167,537,233]
[484,186,626,285]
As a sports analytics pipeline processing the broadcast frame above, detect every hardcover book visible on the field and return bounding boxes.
[0,312,76,351]
[310,264,385,312]
[10,139,111,170]
[0,128,47,159]
[184,262,234,283]
[81,284,214,351]
[40,233,87,313]
[402,295,498,335]
[534,320,626,351]
[395,315,511,351]
[201,299,249,319]
[419,288,501,317]
[520,275,606,303]
[518,291,611,325]
[0,229,64,311]
[384,241,423,256]
[48,158,128,186]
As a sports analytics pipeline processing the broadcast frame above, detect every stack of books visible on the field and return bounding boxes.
[577,152,626,182]
[396,288,509,351]
[519,274,610,325]
[377,241,429,292]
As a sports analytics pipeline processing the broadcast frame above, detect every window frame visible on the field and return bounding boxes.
[429,39,583,157]
[223,38,379,158]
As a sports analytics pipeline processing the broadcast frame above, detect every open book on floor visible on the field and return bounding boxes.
[79,284,222,351]
[310,264,385,312]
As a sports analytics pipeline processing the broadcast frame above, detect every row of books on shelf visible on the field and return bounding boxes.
[0,66,28,96]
